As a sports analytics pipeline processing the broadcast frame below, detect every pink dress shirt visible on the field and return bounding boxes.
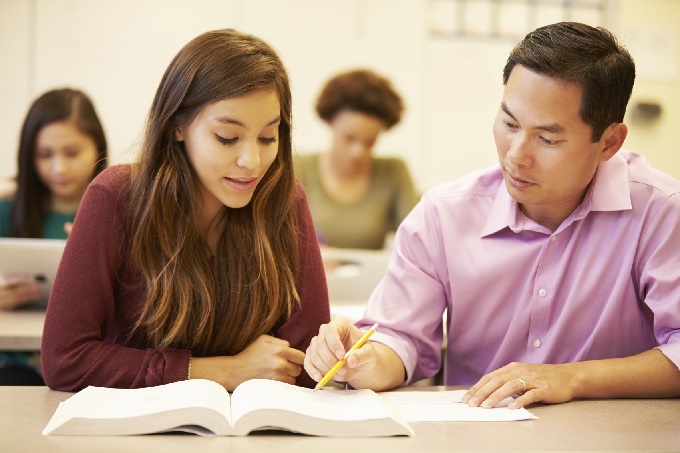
[357,150,680,385]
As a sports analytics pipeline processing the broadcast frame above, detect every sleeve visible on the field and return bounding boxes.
[274,183,331,388]
[390,159,419,231]
[41,173,190,391]
[357,192,448,384]
[638,192,680,370]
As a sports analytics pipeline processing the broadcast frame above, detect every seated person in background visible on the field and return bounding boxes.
[296,69,419,250]
[41,29,330,392]
[0,88,107,385]
[304,22,680,408]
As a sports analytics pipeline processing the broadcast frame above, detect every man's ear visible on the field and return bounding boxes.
[175,128,184,142]
[599,123,628,162]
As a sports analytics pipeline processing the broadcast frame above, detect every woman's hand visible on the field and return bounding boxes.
[191,335,305,391]
[0,273,40,310]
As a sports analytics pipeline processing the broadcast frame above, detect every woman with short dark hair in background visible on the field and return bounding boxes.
[296,69,419,250]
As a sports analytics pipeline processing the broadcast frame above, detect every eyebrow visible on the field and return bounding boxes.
[212,115,281,129]
[501,102,565,134]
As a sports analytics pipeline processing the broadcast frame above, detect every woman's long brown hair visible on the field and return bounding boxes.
[127,29,299,356]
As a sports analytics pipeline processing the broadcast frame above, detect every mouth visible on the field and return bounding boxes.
[504,168,536,188]
[223,176,258,191]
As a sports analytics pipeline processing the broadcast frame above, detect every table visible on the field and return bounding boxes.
[1,386,678,452]
[0,309,45,350]
[0,303,365,352]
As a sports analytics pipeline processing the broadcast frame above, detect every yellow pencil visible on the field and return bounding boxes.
[314,323,379,391]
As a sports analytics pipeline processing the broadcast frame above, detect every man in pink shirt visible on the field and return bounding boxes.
[304,22,680,409]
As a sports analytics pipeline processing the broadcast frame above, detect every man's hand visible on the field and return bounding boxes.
[305,317,405,391]
[462,362,576,409]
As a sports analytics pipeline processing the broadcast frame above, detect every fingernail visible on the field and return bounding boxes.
[481,400,493,409]
[461,393,470,403]
[468,397,479,407]
[347,356,356,367]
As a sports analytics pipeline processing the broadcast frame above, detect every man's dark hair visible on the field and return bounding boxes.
[503,22,635,141]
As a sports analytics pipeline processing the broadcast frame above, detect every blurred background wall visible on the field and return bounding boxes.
[0,0,678,193]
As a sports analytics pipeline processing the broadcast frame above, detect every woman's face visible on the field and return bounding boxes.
[328,109,386,175]
[34,121,99,205]
[176,88,281,221]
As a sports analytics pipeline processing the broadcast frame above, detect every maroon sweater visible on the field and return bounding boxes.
[41,165,330,391]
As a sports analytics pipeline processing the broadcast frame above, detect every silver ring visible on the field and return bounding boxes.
[517,378,527,396]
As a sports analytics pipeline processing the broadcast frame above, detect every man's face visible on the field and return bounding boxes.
[493,65,612,230]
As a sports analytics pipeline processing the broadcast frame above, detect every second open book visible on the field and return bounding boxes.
[42,378,414,437]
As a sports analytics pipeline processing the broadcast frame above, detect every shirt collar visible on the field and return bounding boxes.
[481,152,632,238]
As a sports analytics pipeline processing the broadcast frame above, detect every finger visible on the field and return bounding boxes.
[286,362,302,378]
[508,390,536,409]
[0,285,36,310]
[304,347,324,382]
[285,347,305,365]
[316,323,348,366]
[305,337,336,380]
[278,372,297,385]
[16,283,40,301]
[462,370,498,404]
[64,222,73,235]
[479,379,521,408]
[465,372,508,407]
[319,321,347,360]
[1,273,31,286]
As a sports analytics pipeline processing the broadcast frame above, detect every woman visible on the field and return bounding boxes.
[296,69,419,249]
[41,29,330,391]
[0,88,107,384]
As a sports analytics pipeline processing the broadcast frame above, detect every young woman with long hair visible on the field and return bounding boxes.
[0,88,107,385]
[41,29,330,391]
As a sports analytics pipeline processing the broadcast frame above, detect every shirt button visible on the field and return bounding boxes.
[550,235,557,242]
[532,339,542,348]
[538,288,547,297]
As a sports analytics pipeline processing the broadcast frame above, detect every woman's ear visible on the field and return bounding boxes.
[175,128,184,142]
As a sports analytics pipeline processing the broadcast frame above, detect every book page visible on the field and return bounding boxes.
[67,379,231,420]
[379,390,537,422]
[231,379,395,423]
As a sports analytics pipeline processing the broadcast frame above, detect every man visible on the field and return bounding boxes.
[304,22,680,409]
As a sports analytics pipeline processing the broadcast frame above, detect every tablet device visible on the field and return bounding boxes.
[0,238,67,309]
[321,247,390,303]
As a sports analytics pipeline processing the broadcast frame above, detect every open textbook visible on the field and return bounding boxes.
[42,378,414,437]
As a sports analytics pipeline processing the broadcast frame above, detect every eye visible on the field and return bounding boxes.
[539,136,559,146]
[215,134,238,145]
[259,136,278,145]
[503,120,519,131]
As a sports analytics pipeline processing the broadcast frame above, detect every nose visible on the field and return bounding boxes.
[236,141,261,169]
[506,133,533,168]
[349,141,370,159]
[52,154,67,175]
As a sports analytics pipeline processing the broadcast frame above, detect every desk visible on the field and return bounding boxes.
[0,305,362,352]
[0,309,45,350]
[1,386,678,452]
